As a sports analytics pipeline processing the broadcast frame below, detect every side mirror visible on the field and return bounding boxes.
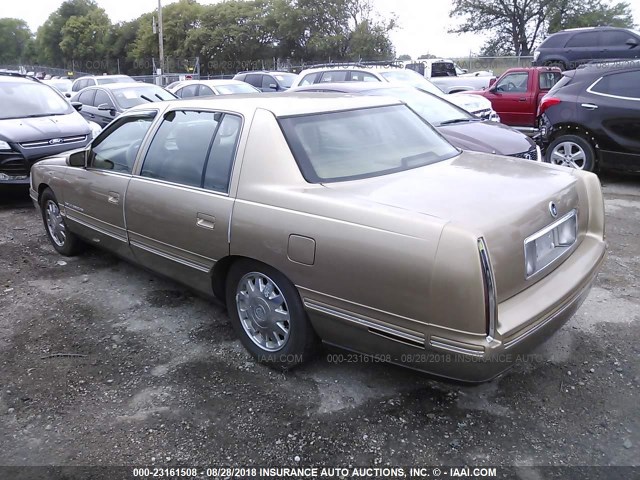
[71,101,83,112]
[489,78,497,87]
[626,38,638,48]
[98,103,117,116]
[268,83,278,90]
[462,68,468,74]
[65,93,72,98]
[68,149,89,167]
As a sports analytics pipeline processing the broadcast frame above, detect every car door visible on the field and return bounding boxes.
[581,69,640,169]
[61,111,158,259]
[600,30,640,60]
[487,72,531,126]
[76,88,97,123]
[124,109,242,295]
[564,31,603,66]
[93,88,118,128]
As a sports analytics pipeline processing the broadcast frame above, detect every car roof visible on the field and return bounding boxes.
[292,82,411,93]
[92,82,158,90]
[173,79,249,87]
[75,74,132,81]
[127,92,401,117]
[297,66,400,75]
[0,72,40,83]
[237,70,296,75]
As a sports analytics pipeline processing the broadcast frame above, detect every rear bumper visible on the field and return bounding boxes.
[307,235,605,383]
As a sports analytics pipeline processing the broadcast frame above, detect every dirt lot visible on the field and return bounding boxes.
[0,174,638,477]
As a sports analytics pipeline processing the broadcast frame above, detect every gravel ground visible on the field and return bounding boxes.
[0,174,638,477]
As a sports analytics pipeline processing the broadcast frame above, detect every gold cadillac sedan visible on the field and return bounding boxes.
[29,94,606,382]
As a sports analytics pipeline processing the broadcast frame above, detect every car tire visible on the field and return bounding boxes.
[545,135,596,172]
[40,188,83,256]
[225,259,318,370]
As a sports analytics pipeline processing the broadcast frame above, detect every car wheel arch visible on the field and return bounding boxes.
[548,123,599,152]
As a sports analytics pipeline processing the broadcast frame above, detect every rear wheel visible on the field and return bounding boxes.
[40,188,83,256]
[225,259,318,370]
[545,135,596,172]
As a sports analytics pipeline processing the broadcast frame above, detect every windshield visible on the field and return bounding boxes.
[279,105,458,183]
[0,80,73,120]
[96,76,135,85]
[215,83,259,94]
[363,87,474,126]
[274,74,296,88]
[379,70,444,95]
[112,86,175,109]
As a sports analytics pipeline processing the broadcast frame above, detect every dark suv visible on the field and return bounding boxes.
[233,71,296,92]
[533,26,640,70]
[0,73,92,185]
[538,60,640,172]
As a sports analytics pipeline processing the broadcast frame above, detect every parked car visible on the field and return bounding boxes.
[30,94,605,382]
[532,26,640,70]
[167,79,260,98]
[70,83,176,128]
[43,78,73,98]
[71,74,135,93]
[538,60,640,172]
[290,65,499,120]
[290,82,539,159]
[403,58,496,92]
[466,67,562,134]
[233,71,297,92]
[0,73,92,185]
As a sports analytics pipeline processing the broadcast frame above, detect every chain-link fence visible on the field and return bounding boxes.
[448,56,535,76]
[0,64,90,78]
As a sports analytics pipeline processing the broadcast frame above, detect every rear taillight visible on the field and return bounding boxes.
[538,96,561,117]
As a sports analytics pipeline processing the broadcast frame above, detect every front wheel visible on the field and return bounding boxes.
[225,259,318,370]
[545,135,596,172]
[40,188,83,256]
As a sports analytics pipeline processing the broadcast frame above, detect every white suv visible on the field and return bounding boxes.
[290,65,499,121]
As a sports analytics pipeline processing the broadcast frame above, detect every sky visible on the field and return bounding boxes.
[3,0,640,59]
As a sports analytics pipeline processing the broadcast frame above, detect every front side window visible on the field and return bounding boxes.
[600,31,635,47]
[93,89,114,108]
[90,113,156,173]
[279,105,458,183]
[178,84,198,98]
[78,89,96,105]
[495,72,529,93]
[262,76,277,90]
[590,71,640,99]
[199,85,215,97]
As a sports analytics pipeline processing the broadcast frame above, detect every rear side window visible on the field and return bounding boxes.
[541,33,569,48]
[299,73,319,86]
[590,71,640,99]
[320,71,348,82]
[245,74,262,88]
[350,71,378,82]
[203,114,242,192]
[539,71,561,90]
[565,32,600,47]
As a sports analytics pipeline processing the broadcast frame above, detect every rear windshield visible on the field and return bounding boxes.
[215,83,259,94]
[379,70,444,95]
[0,80,72,120]
[274,74,296,88]
[431,62,457,77]
[279,105,458,183]
[112,85,175,109]
[547,74,573,96]
[96,76,134,85]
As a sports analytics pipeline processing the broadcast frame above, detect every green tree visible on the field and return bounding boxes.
[0,18,34,64]
[547,0,634,33]
[36,0,100,66]
[59,8,112,72]
[397,54,412,61]
[450,0,636,56]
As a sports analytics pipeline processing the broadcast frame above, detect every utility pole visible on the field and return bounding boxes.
[157,0,165,78]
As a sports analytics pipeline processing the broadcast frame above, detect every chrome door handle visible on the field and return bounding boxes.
[196,213,215,230]
[107,192,120,205]
[581,103,598,110]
